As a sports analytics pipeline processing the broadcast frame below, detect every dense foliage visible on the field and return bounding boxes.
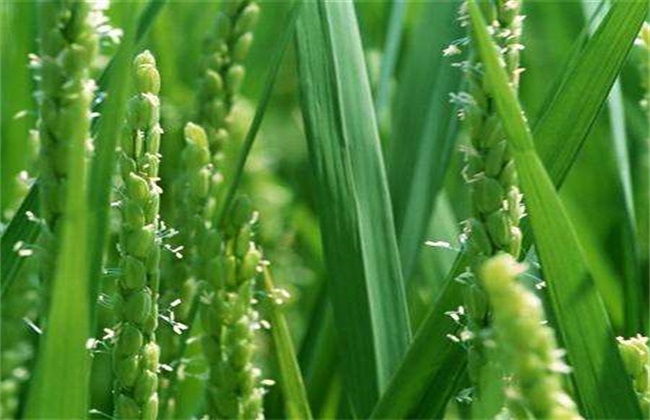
[0,0,648,419]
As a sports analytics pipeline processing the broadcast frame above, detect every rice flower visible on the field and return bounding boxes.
[197,0,260,157]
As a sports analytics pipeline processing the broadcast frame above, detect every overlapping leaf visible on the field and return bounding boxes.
[296,1,411,416]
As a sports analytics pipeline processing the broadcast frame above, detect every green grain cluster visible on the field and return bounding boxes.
[165,0,260,329]
[113,50,163,420]
[197,0,259,157]
[190,2,265,417]
[201,196,264,419]
[456,0,525,406]
[160,1,265,417]
[617,335,650,416]
[479,254,582,419]
[37,0,97,303]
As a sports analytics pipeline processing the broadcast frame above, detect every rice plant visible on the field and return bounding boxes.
[0,0,648,419]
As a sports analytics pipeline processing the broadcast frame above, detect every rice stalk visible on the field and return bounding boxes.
[113,50,163,419]
[24,0,97,416]
[36,0,97,314]
[454,0,525,414]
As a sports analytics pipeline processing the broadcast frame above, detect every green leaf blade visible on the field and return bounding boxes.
[388,0,463,278]
[534,0,649,186]
[370,256,467,419]
[296,1,411,416]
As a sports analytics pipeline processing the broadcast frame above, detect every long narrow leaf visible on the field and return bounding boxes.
[388,0,463,278]
[371,1,648,417]
[467,1,642,417]
[533,1,648,186]
[374,0,406,121]
[296,1,411,416]
[583,0,642,335]
[24,154,91,418]
[370,255,468,419]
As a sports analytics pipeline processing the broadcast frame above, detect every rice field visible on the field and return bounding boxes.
[0,0,648,419]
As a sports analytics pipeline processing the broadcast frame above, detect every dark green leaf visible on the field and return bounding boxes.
[296,1,411,415]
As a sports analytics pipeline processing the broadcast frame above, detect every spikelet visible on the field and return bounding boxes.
[113,51,162,420]
[617,335,650,416]
[480,254,582,419]
[201,196,264,419]
[163,2,264,418]
[194,3,264,417]
[165,0,260,336]
[197,0,260,157]
[9,1,97,416]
